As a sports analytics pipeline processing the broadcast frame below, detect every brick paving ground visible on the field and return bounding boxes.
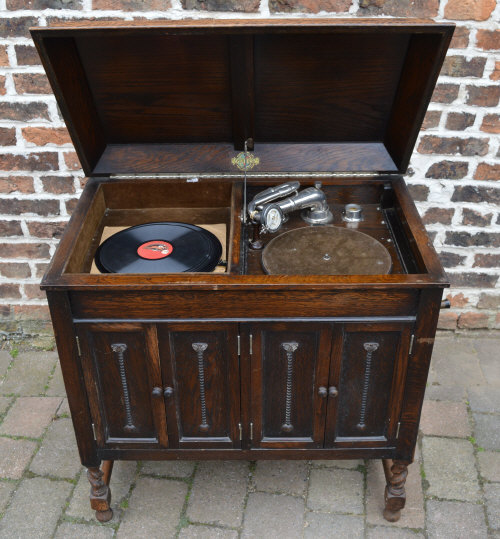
[0,333,498,538]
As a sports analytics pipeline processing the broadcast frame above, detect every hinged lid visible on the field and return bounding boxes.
[31,19,453,177]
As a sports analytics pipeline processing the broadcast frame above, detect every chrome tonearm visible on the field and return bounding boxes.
[248,182,333,233]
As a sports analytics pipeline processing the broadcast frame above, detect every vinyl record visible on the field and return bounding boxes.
[94,222,222,274]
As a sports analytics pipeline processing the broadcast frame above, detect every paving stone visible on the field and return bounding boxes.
[468,386,500,413]
[474,339,500,387]
[485,483,500,530]
[430,337,485,387]
[367,526,424,538]
[141,460,194,478]
[0,436,37,479]
[0,396,12,415]
[253,460,308,495]
[0,480,16,512]
[30,417,80,479]
[366,455,424,528]
[473,413,500,450]
[422,437,480,501]
[478,451,500,482]
[0,476,72,538]
[426,499,487,538]
[424,384,467,402]
[304,511,364,538]
[179,525,238,539]
[46,362,67,397]
[307,467,363,514]
[0,396,61,438]
[312,459,363,469]
[0,352,57,395]
[56,397,70,417]
[0,351,12,378]
[54,522,115,539]
[117,476,187,539]
[67,461,136,521]
[420,400,471,437]
[188,461,248,527]
[242,492,304,539]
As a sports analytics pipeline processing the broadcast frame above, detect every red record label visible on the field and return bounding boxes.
[137,240,173,260]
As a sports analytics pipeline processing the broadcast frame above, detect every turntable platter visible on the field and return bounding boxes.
[262,226,392,275]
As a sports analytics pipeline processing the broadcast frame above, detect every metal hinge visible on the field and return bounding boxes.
[249,334,253,355]
[75,336,82,356]
[250,422,254,440]
[409,334,415,355]
[110,171,377,181]
[396,421,401,439]
[237,335,241,356]
[238,422,243,441]
[91,423,97,440]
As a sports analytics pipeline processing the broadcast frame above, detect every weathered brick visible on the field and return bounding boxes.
[0,262,31,279]
[0,102,49,122]
[27,221,67,239]
[466,85,500,107]
[0,17,39,38]
[63,151,81,171]
[0,45,9,66]
[422,207,454,225]
[422,110,441,130]
[0,220,22,236]
[65,198,79,214]
[474,163,500,181]
[437,311,458,330]
[0,75,6,96]
[0,152,58,171]
[444,0,496,21]
[431,83,459,104]
[477,293,500,310]
[0,242,50,259]
[474,254,500,268]
[452,185,500,204]
[441,56,486,78]
[407,184,429,201]
[12,304,50,319]
[93,0,168,9]
[0,284,21,299]
[418,136,489,156]
[439,251,466,268]
[450,26,470,49]
[491,61,500,81]
[15,44,40,66]
[476,29,500,50]
[446,292,469,308]
[183,0,259,11]
[462,209,492,226]
[8,0,83,7]
[445,112,475,131]
[448,272,498,288]
[0,127,16,146]
[480,114,500,134]
[426,160,468,179]
[23,127,71,146]
[0,199,59,216]
[13,73,51,94]
[358,0,437,17]
[41,175,74,194]
[35,262,49,278]
[445,231,500,248]
[0,176,34,193]
[458,312,490,329]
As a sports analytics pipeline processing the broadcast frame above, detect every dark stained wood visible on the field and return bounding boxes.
[383,459,409,522]
[88,465,113,522]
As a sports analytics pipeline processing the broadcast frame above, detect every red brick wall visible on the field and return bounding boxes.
[0,0,499,336]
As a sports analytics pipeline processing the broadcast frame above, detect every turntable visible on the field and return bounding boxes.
[34,19,453,524]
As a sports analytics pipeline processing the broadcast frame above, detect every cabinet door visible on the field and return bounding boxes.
[325,322,412,448]
[244,323,332,448]
[158,323,240,448]
[77,323,168,448]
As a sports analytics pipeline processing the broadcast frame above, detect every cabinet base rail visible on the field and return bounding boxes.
[87,458,409,523]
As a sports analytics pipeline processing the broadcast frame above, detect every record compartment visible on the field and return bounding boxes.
[34,19,453,524]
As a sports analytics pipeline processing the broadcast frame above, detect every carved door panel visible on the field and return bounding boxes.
[325,322,413,448]
[157,323,240,448]
[244,323,333,448]
[77,323,168,448]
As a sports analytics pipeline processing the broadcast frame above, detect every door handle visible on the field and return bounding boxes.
[318,386,328,398]
[164,387,174,398]
[151,387,163,398]
[329,386,339,397]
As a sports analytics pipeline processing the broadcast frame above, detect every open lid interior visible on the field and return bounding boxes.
[32,19,453,177]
